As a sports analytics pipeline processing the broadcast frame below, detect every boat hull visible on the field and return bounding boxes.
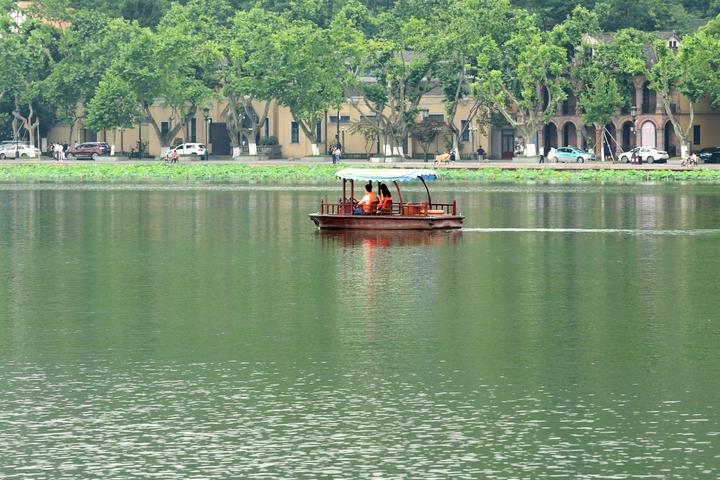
[309,213,463,230]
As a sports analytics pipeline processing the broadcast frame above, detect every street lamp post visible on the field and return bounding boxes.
[203,107,210,160]
[630,105,637,148]
[341,127,346,153]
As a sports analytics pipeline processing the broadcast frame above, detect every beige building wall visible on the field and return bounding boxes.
[47,94,491,159]
[678,96,720,150]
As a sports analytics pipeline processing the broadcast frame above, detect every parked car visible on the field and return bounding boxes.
[83,141,111,154]
[169,143,207,157]
[549,146,596,163]
[698,147,720,164]
[0,142,41,159]
[618,146,669,164]
[67,142,107,160]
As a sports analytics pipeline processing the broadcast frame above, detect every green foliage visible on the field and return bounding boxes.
[577,72,624,127]
[680,15,720,108]
[474,9,569,149]
[84,76,139,132]
[3,163,720,185]
[267,18,349,145]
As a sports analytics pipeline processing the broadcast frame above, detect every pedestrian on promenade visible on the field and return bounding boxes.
[538,145,545,163]
[690,152,698,166]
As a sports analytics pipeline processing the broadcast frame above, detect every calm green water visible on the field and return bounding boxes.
[1,183,719,479]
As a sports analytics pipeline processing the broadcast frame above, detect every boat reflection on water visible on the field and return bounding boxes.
[316,229,463,248]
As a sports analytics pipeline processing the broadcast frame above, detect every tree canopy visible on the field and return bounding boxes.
[0,0,718,154]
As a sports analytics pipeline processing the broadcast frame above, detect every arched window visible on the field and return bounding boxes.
[642,82,656,114]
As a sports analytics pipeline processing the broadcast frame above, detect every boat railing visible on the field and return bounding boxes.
[320,199,457,216]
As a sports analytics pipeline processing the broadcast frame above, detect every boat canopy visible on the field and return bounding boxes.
[335,168,438,182]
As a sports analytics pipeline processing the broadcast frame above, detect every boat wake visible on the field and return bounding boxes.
[463,227,720,236]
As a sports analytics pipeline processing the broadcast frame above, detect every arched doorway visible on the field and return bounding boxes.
[543,122,558,150]
[642,81,656,114]
[641,121,656,148]
[603,123,617,156]
[664,121,677,157]
[562,122,577,147]
[621,121,634,152]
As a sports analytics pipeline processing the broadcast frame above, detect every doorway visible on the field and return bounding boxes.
[501,129,514,159]
[209,123,231,155]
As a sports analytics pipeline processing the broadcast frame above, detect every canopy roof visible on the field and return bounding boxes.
[335,168,438,182]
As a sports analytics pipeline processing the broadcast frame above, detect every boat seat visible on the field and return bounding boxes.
[427,209,447,215]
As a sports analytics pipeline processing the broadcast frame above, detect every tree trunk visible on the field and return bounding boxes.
[67,123,75,147]
[661,93,693,160]
[518,125,537,157]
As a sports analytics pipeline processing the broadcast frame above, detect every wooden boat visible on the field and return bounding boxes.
[309,168,464,230]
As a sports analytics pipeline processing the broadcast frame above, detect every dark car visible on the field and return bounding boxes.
[67,142,108,160]
[698,147,720,164]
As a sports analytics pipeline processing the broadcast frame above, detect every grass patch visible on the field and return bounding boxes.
[1,163,720,184]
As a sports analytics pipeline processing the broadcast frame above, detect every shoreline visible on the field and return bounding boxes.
[1,161,720,185]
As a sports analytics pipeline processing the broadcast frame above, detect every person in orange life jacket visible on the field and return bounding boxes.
[353,182,377,215]
[377,183,392,213]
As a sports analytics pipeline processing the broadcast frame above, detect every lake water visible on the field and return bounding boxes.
[1,183,719,479]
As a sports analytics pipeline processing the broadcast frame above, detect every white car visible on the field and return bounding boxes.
[169,143,207,157]
[0,142,41,159]
[619,146,669,164]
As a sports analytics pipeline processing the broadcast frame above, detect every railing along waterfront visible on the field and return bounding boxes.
[320,200,457,216]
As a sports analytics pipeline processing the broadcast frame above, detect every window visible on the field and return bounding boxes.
[693,125,701,145]
[461,120,470,142]
[161,122,169,137]
[264,118,269,138]
[328,115,350,124]
[291,122,299,144]
[428,114,444,122]
[316,122,322,142]
[190,118,197,143]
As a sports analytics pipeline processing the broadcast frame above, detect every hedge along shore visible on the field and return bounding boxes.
[2,162,720,184]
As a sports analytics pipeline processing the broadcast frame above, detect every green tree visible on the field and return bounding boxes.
[474,9,568,157]
[344,5,439,156]
[268,18,348,155]
[1,17,58,153]
[44,14,140,145]
[84,76,139,151]
[223,7,283,156]
[429,0,511,152]
[101,1,222,150]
